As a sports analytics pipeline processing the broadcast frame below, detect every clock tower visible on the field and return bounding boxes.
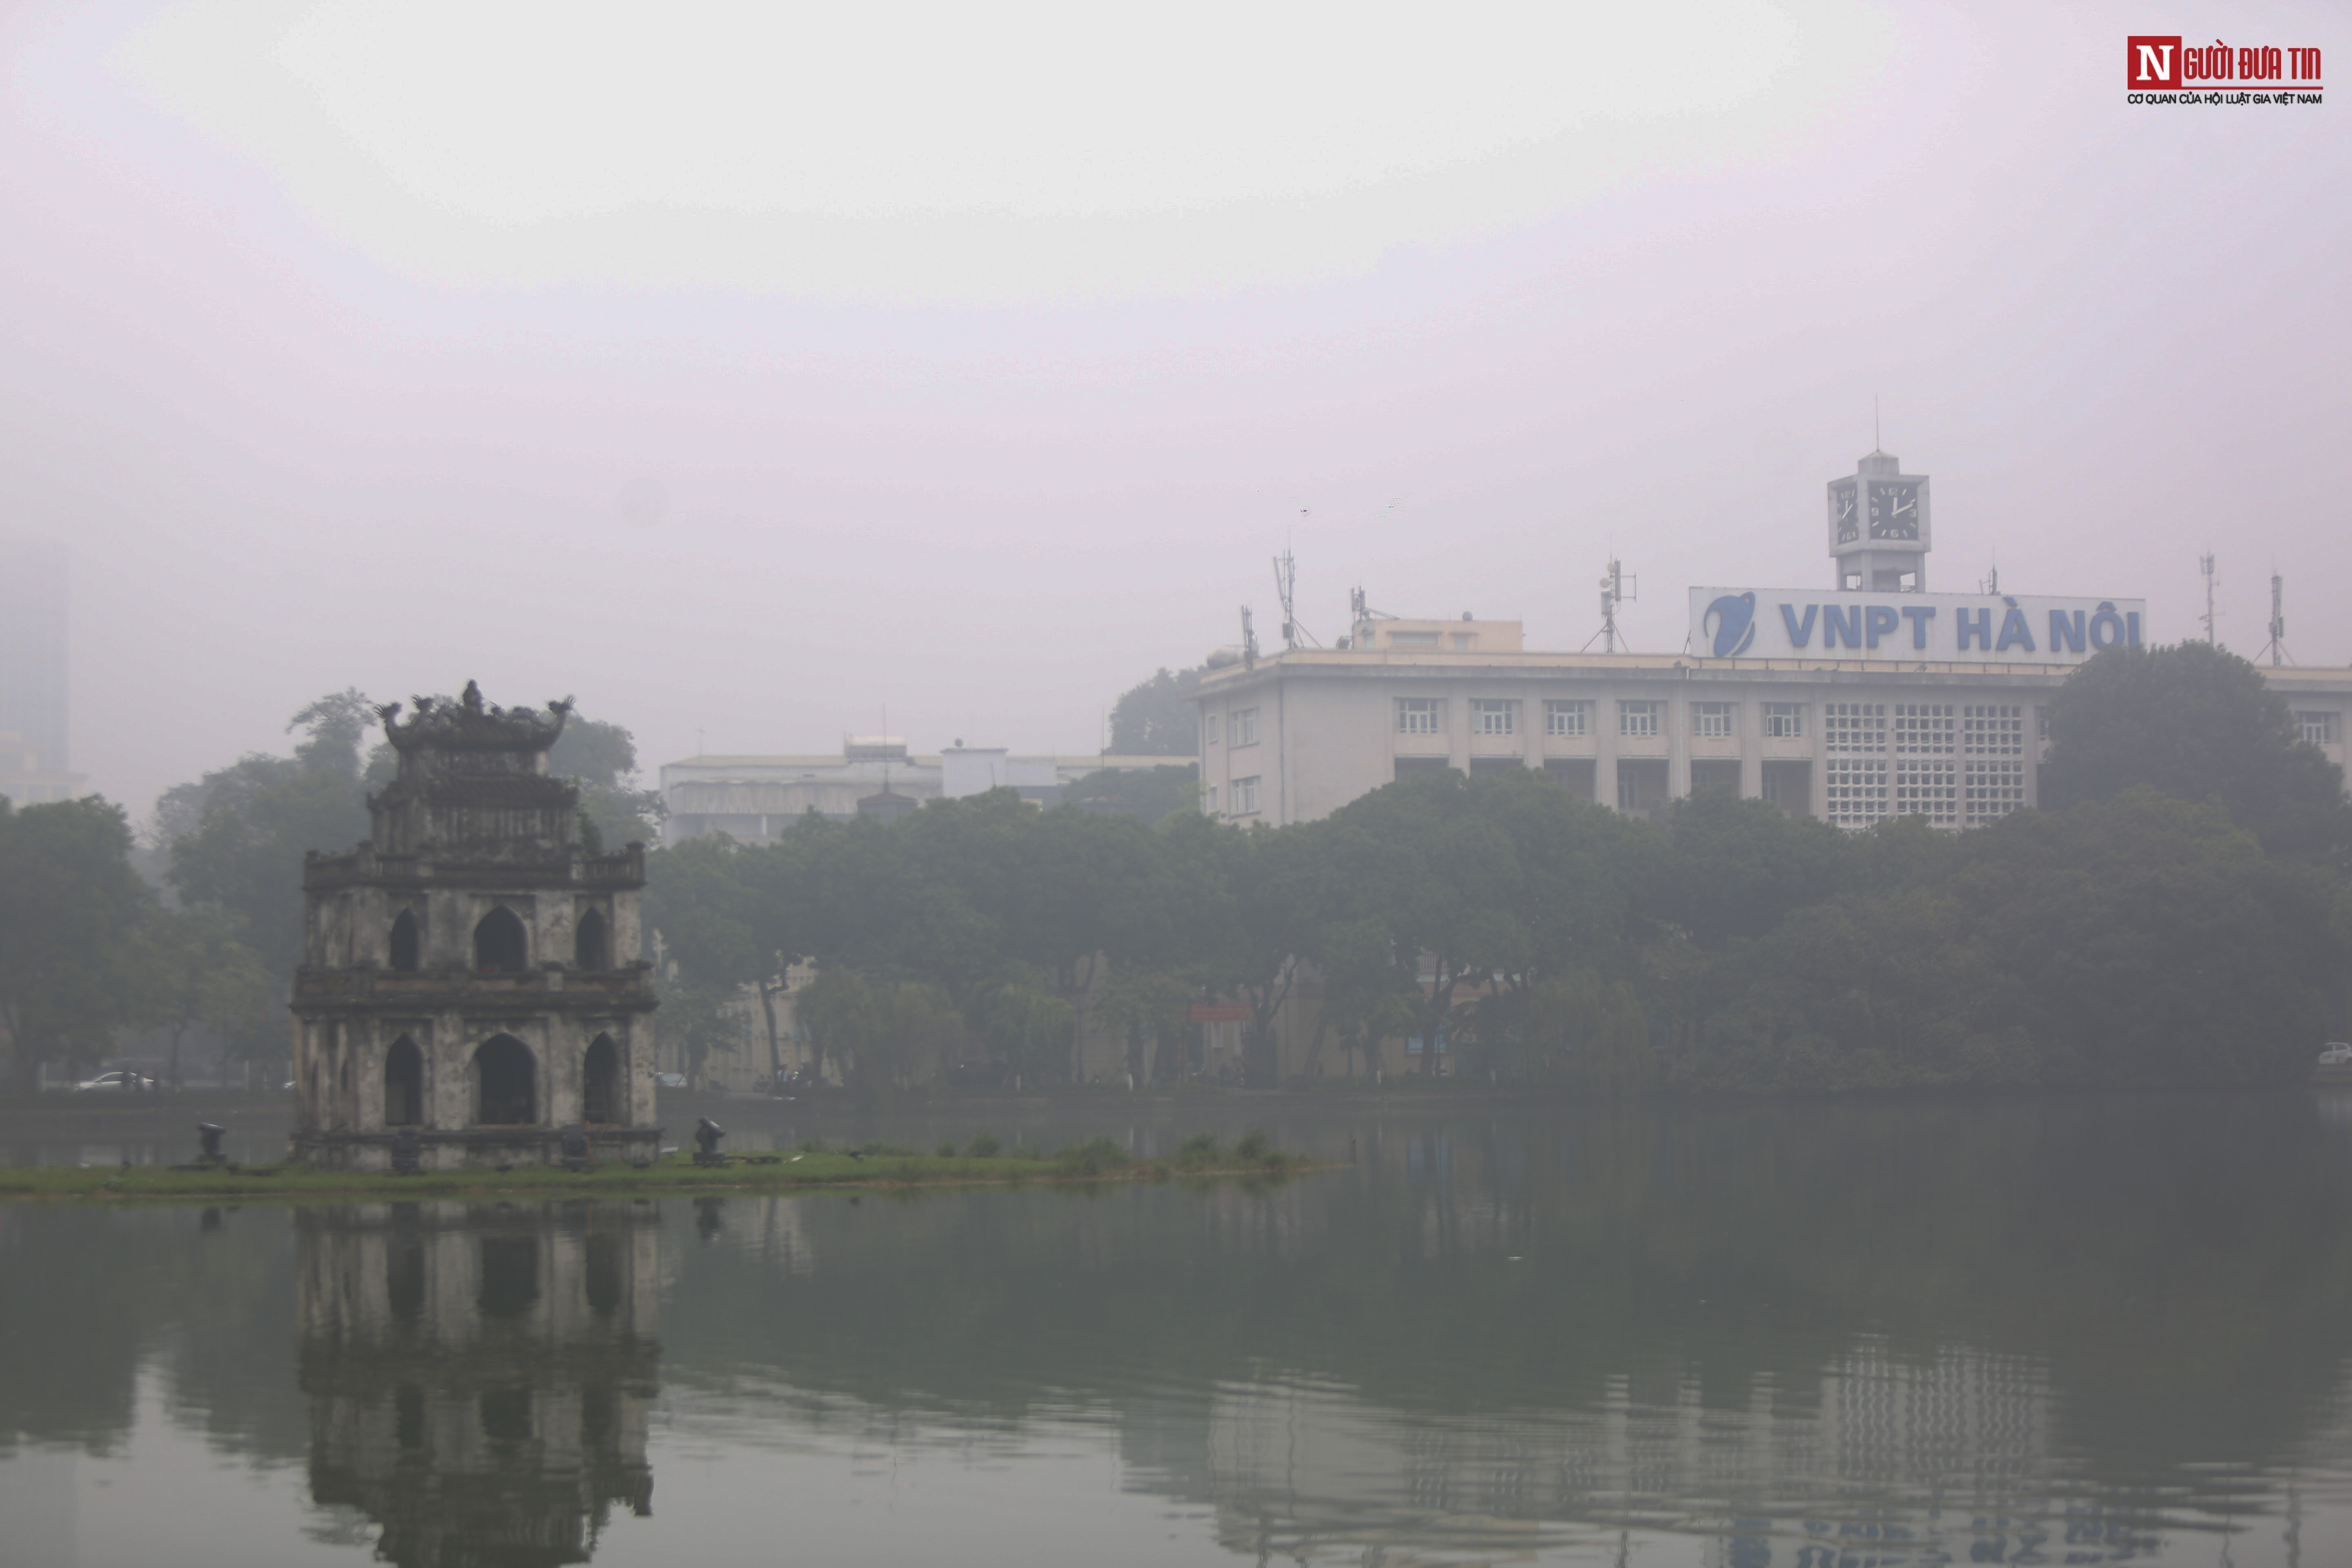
[1826,450,1930,592]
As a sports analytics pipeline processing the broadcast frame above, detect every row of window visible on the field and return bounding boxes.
[1826,702,2026,757]
[1825,757,2026,831]
[1206,776,1261,817]
[1220,697,2339,754]
[1204,709,1259,746]
[1399,697,1847,741]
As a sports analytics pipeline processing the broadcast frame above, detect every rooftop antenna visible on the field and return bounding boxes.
[1272,540,1320,650]
[2199,552,2220,646]
[1240,605,1258,670]
[2261,568,2290,666]
[1583,556,1636,653]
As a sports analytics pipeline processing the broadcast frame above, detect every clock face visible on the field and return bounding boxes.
[1829,481,1858,544]
[1869,481,1921,541]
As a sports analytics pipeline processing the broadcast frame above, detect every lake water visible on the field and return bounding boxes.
[3,1093,2350,1568]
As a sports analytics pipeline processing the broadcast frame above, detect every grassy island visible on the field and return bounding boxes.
[0,1131,1323,1204]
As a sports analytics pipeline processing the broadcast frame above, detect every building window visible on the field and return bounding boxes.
[1205,713,1220,745]
[1763,702,1805,739]
[1964,760,2026,826]
[1389,630,1440,648]
[1893,703,1956,755]
[1396,698,1445,735]
[1451,633,1476,651]
[1545,700,1590,737]
[1824,702,1886,753]
[1619,700,1662,738]
[1894,759,1959,827]
[1231,775,1261,815]
[1963,704,2024,756]
[1825,757,1889,829]
[1470,699,1517,736]
[1691,702,1734,739]
[2298,710,2341,746]
[1232,708,1258,746]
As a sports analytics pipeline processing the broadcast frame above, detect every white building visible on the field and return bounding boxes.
[1196,452,2351,830]
[661,738,1178,844]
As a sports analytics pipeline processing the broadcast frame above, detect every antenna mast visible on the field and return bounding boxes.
[1240,606,1258,670]
[1590,557,1637,654]
[1272,546,1319,650]
[2261,569,2289,666]
[2199,553,2219,646]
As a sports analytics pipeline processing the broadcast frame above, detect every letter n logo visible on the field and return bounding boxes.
[2127,35,2181,87]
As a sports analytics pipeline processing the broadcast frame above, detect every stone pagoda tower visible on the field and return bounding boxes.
[292,683,659,1169]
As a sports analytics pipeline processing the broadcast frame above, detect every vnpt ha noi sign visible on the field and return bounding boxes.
[1689,589,2146,665]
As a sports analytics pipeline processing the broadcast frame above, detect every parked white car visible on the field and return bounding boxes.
[655,1072,688,1089]
[2320,1043,2352,1067]
[72,1070,152,1093]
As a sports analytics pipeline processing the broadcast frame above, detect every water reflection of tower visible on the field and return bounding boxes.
[296,1203,660,1567]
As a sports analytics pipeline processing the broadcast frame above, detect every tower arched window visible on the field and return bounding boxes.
[473,1034,536,1125]
[583,1033,619,1125]
[384,1036,423,1127]
[474,907,528,972]
[388,910,419,973]
[575,908,610,971]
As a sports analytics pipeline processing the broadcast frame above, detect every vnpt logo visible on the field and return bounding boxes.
[2129,34,2182,88]
[1703,592,1757,658]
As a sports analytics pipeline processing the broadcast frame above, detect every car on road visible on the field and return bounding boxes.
[2320,1043,2352,1067]
[73,1070,153,1093]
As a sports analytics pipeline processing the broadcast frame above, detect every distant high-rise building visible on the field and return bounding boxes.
[0,539,78,805]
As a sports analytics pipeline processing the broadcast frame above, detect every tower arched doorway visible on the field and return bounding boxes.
[474,907,528,972]
[583,1033,620,1125]
[474,1035,536,1125]
[384,1036,423,1127]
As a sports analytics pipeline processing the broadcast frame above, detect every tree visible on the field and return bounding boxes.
[1108,666,1205,755]
[1064,764,1201,823]
[161,692,374,979]
[137,910,276,1088]
[0,797,157,1093]
[2040,642,2352,870]
[550,713,667,851]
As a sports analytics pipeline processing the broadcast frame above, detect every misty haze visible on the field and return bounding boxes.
[2,4,2349,1568]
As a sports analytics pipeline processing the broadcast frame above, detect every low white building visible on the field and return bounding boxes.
[661,737,1177,844]
[1194,452,2351,829]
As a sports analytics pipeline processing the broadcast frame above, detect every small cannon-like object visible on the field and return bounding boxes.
[559,1125,591,1171]
[390,1127,422,1175]
[196,1123,226,1163]
[693,1118,726,1166]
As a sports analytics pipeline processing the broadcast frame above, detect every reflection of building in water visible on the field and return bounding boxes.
[1132,1342,2158,1566]
[296,1203,659,1567]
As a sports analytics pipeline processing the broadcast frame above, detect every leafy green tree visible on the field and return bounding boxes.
[1659,788,1846,947]
[2041,641,2352,870]
[0,797,158,1093]
[1108,666,1204,755]
[138,909,276,1088]
[797,966,964,1091]
[161,692,374,980]
[1064,764,1201,823]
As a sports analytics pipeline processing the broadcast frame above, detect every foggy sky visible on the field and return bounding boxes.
[2,0,2345,822]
